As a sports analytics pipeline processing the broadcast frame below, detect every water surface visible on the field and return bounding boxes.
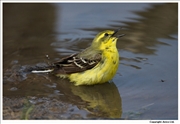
[3,3,178,119]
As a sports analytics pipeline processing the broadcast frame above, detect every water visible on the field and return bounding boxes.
[3,3,178,120]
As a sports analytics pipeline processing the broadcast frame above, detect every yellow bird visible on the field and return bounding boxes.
[32,29,125,86]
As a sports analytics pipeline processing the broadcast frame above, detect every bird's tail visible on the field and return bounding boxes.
[30,65,54,73]
[31,69,53,73]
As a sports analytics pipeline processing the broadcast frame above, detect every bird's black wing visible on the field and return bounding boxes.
[52,53,102,74]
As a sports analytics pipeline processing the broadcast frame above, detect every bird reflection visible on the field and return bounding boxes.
[69,81,122,118]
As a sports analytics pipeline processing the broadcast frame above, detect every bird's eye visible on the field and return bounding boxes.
[104,33,109,37]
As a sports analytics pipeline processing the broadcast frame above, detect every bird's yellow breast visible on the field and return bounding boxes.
[69,48,119,86]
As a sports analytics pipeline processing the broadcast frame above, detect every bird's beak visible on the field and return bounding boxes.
[112,28,121,37]
[112,28,125,38]
[118,34,125,38]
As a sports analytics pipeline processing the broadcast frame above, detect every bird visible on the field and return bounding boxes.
[32,28,125,86]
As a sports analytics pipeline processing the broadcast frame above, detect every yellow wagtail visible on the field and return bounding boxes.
[32,29,125,86]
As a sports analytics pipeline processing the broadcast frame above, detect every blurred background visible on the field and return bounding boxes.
[3,3,178,119]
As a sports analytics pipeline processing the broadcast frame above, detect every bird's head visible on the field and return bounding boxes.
[91,29,124,51]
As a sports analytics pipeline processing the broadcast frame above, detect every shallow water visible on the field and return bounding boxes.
[3,3,178,119]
